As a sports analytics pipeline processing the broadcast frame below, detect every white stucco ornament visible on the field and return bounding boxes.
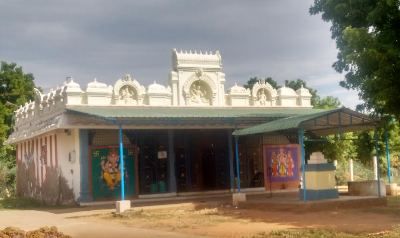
[296,85,312,97]
[229,83,250,95]
[86,78,113,105]
[296,85,312,107]
[147,81,172,106]
[64,77,82,93]
[63,77,83,105]
[147,81,171,95]
[277,85,297,97]
[113,74,146,105]
[189,80,211,105]
[277,86,298,107]
[10,48,314,134]
[251,80,277,106]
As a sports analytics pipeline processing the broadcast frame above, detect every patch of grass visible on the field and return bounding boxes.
[0,197,43,209]
[248,228,400,238]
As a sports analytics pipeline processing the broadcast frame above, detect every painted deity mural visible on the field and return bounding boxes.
[263,144,300,182]
[91,146,135,200]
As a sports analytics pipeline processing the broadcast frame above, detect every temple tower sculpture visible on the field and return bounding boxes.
[169,49,226,106]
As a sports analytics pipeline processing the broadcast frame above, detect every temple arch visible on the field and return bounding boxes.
[251,81,277,106]
[113,74,145,105]
[182,70,217,105]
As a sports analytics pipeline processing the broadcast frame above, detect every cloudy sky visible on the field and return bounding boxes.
[0,0,361,108]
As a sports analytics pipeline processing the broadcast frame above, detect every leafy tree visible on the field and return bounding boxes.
[284,79,320,106]
[0,62,35,137]
[0,61,36,196]
[314,96,341,109]
[310,0,400,117]
[244,76,278,89]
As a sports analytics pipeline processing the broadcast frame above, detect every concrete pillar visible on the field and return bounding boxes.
[168,130,177,193]
[227,130,234,191]
[349,159,354,182]
[373,156,378,180]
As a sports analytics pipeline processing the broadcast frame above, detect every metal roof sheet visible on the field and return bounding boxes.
[232,107,376,136]
[66,106,321,119]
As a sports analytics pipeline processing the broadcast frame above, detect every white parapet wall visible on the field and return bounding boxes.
[8,49,314,145]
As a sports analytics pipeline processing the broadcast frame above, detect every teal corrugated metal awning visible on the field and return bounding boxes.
[66,106,321,119]
[232,107,377,136]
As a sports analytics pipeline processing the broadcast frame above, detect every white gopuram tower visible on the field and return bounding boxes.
[169,49,226,106]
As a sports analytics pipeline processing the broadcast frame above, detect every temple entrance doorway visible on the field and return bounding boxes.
[175,130,230,192]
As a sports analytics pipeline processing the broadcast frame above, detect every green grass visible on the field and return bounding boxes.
[0,197,44,209]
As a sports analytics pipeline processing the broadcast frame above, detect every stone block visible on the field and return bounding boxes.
[386,183,398,196]
[116,200,131,213]
[348,180,386,197]
[232,193,246,207]
[308,152,327,164]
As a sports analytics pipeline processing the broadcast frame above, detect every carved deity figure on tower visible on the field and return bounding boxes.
[119,86,136,104]
[258,89,267,105]
[189,82,210,105]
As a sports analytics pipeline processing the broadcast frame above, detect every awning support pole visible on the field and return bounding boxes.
[385,130,391,184]
[228,130,235,191]
[234,136,241,193]
[374,130,381,197]
[298,128,306,201]
[119,124,125,200]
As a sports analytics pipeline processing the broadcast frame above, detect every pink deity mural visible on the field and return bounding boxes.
[263,144,300,182]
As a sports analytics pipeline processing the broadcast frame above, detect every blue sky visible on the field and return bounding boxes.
[0,0,362,108]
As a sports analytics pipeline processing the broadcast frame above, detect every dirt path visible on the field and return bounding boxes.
[67,199,400,238]
[0,210,201,238]
[1,196,400,238]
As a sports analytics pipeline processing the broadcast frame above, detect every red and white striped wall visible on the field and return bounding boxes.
[16,133,59,186]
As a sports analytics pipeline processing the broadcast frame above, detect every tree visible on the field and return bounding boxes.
[244,76,278,89]
[314,96,341,109]
[0,62,35,138]
[284,79,320,106]
[0,61,36,196]
[310,0,400,117]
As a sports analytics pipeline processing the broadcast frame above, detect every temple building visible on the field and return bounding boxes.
[6,49,374,204]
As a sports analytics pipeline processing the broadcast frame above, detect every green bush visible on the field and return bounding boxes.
[0,161,16,198]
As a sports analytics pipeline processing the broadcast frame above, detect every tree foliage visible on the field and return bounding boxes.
[310,0,400,117]
[244,76,278,89]
[0,62,35,138]
[0,62,36,196]
[285,79,320,106]
[314,96,341,109]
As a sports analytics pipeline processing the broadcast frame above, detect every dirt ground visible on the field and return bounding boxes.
[1,194,400,238]
[80,195,400,238]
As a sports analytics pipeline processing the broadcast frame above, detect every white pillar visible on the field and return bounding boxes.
[373,156,378,180]
[349,159,354,182]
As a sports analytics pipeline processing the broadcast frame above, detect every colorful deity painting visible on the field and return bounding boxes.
[264,144,299,182]
[101,149,121,190]
[91,146,136,200]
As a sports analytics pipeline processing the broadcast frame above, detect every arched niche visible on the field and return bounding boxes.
[251,81,277,106]
[182,70,217,106]
[187,80,212,105]
[113,74,145,105]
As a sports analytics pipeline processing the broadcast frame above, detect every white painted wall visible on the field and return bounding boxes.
[56,129,81,200]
